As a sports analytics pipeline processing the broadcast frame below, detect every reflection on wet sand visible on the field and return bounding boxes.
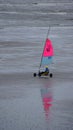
[40,80,53,120]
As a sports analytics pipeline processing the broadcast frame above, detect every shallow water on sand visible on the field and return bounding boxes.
[0,74,73,130]
[0,26,73,129]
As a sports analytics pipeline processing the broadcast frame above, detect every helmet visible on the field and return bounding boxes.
[45,66,48,68]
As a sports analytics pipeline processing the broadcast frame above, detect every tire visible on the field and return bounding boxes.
[33,73,37,77]
[49,73,53,78]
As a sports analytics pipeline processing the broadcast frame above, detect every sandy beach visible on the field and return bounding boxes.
[0,1,73,130]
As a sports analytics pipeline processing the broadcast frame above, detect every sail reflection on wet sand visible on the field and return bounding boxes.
[40,79,53,120]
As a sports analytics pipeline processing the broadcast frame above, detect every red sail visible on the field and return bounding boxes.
[43,38,54,57]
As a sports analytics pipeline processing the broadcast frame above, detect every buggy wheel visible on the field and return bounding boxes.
[38,72,41,77]
[33,73,37,77]
[49,73,53,78]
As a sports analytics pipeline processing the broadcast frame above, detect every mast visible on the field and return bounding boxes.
[38,26,51,72]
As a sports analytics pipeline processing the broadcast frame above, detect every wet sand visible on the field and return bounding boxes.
[0,1,73,130]
[0,38,73,130]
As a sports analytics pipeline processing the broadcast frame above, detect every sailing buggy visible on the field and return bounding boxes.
[33,30,54,78]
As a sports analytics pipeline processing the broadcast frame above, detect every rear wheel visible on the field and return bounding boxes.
[38,72,41,77]
[49,73,53,78]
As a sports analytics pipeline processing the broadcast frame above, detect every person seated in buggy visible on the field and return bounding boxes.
[38,66,49,76]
